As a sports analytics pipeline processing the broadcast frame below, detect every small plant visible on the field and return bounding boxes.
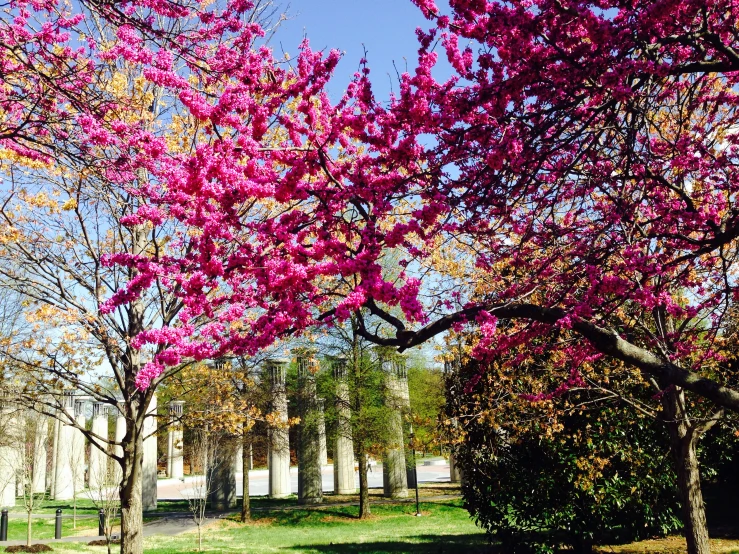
[88,455,121,554]
[4,410,51,549]
[180,427,224,552]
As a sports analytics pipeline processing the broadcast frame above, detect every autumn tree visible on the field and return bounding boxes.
[168,357,265,522]
[80,1,739,553]
[0,1,326,552]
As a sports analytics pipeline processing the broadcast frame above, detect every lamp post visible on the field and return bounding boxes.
[409,424,421,517]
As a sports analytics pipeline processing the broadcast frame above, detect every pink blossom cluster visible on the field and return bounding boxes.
[9,0,739,394]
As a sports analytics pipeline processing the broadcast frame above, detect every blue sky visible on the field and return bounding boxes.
[275,0,442,100]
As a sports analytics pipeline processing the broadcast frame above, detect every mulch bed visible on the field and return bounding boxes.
[5,545,53,553]
[87,539,120,546]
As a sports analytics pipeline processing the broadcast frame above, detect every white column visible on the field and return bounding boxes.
[72,399,87,491]
[267,359,290,499]
[53,393,75,500]
[0,404,17,507]
[48,410,60,495]
[32,416,48,494]
[142,394,158,510]
[88,403,109,489]
[449,450,463,483]
[209,437,238,510]
[234,445,243,475]
[381,352,408,499]
[333,357,356,495]
[166,401,184,479]
[113,412,126,485]
[296,354,322,505]
[317,398,328,467]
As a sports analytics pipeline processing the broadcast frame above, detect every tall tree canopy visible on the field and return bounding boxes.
[0,0,335,552]
[107,0,739,412]
[6,1,739,551]
[91,5,739,551]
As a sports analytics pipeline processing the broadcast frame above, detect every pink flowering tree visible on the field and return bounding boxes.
[0,1,347,552]
[95,0,739,552]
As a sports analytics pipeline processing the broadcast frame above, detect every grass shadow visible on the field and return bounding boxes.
[251,505,360,526]
[287,533,494,553]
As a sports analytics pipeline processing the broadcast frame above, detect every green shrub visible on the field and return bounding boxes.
[447,364,682,553]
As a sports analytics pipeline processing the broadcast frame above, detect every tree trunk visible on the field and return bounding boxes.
[662,388,711,554]
[26,510,31,547]
[571,537,594,554]
[674,431,711,554]
[241,428,251,523]
[118,224,149,554]
[119,421,144,554]
[357,450,370,519]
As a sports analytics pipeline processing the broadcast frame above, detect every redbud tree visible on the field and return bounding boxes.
[30,0,739,552]
[0,0,339,552]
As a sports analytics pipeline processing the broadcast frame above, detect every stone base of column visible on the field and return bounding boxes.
[268,443,291,499]
[209,451,237,510]
[142,395,158,511]
[333,437,356,495]
[449,451,462,484]
[383,449,409,499]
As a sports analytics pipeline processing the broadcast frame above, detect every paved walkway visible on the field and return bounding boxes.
[0,461,455,547]
[0,493,462,547]
[158,460,451,499]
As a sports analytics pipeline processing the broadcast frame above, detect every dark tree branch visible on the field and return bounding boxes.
[357,301,739,413]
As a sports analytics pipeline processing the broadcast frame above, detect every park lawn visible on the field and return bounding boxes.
[7,499,100,516]
[4,516,107,541]
[1,499,490,554]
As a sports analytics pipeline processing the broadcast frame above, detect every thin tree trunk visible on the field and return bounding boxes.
[241,427,251,523]
[26,510,31,546]
[662,387,711,554]
[119,423,144,554]
[357,450,370,519]
[352,319,370,519]
[119,225,148,554]
[674,431,711,554]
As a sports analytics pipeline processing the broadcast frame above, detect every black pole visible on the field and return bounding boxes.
[55,509,62,539]
[0,509,8,541]
[409,431,421,517]
[98,509,105,536]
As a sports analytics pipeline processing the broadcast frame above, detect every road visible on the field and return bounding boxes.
[157,460,451,500]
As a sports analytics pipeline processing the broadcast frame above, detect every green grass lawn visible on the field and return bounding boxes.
[151,495,302,514]
[1,499,489,553]
[7,499,100,516]
[4,516,108,541]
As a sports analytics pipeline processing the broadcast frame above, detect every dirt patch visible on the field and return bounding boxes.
[319,515,345,523]
[249,517,277,527]
[321,485,461,505]
[216,516,278,528]
[353,514,381,522]
[87,539,120,547]
[5,545,54,553]
[596,536,739,553]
